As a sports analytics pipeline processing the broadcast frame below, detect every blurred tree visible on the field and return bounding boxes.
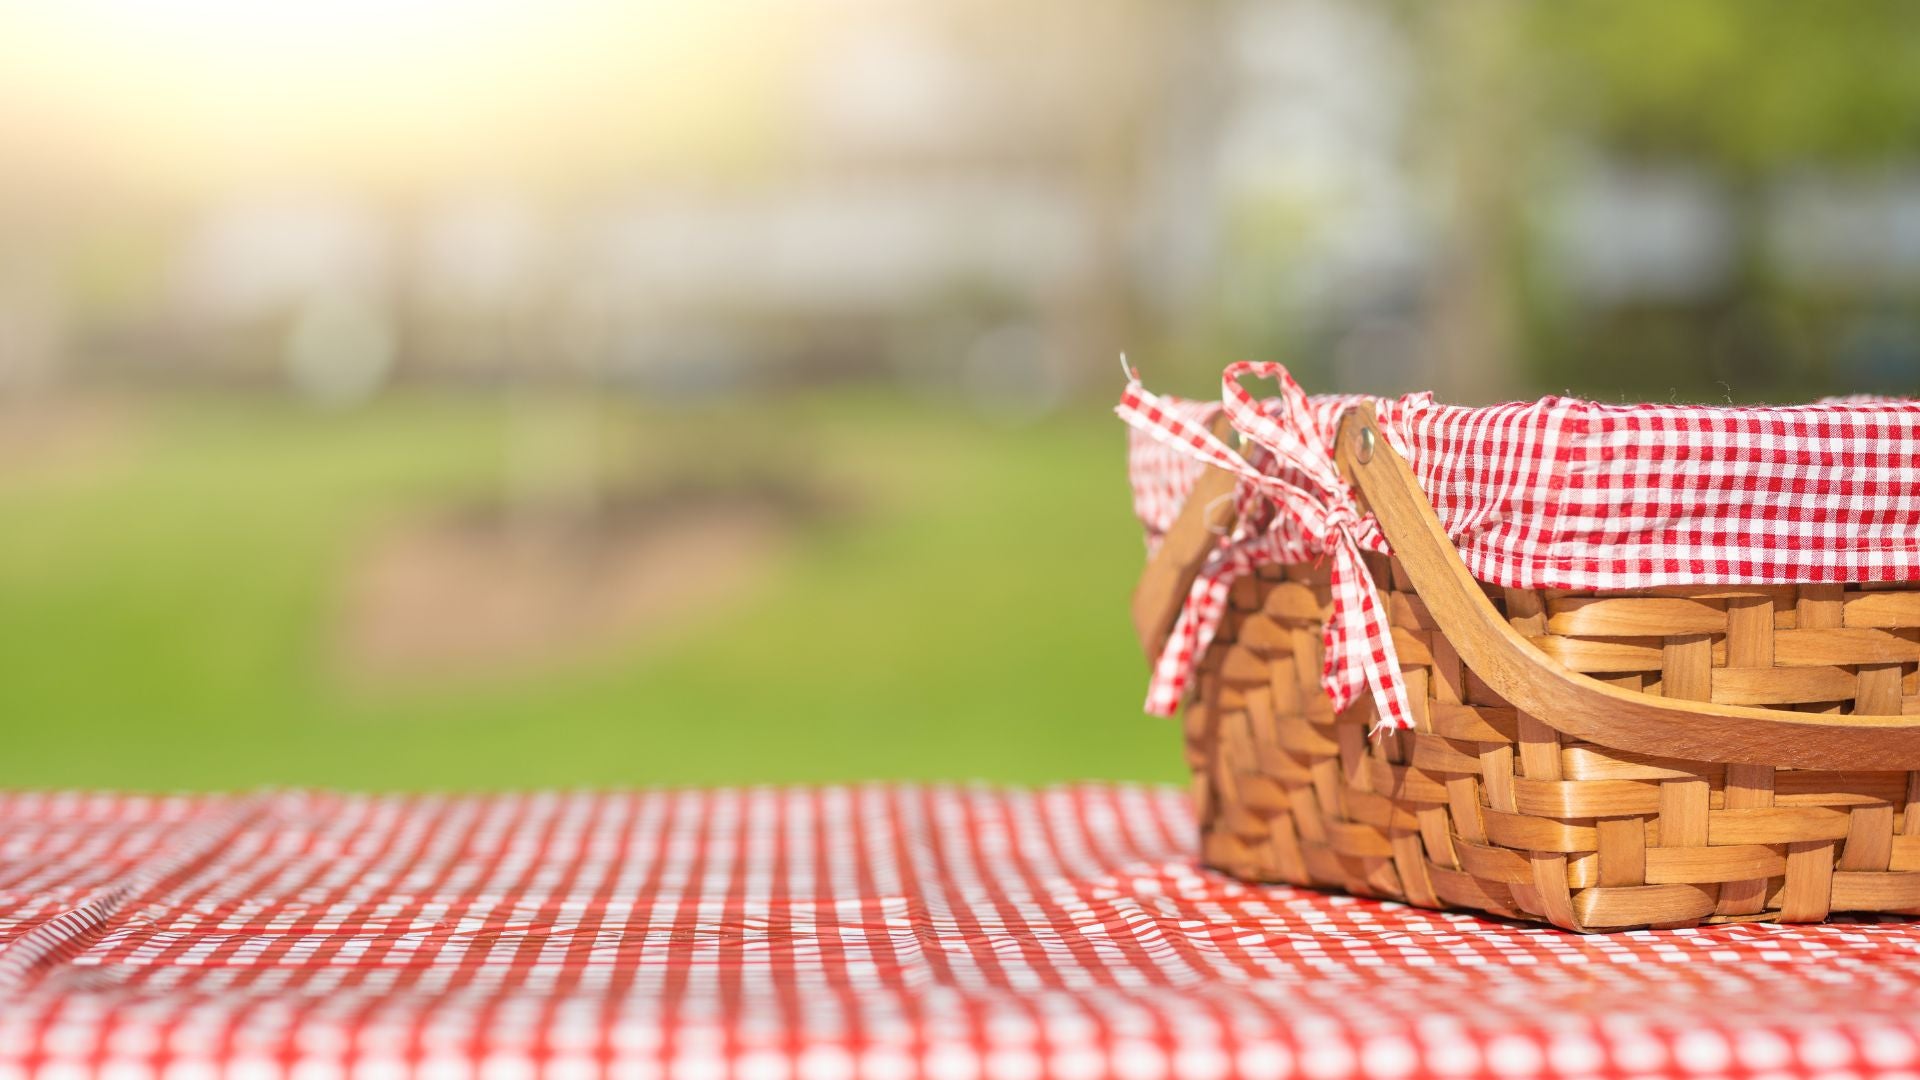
[1525,0,1920,395]
[1534,0,1920,169]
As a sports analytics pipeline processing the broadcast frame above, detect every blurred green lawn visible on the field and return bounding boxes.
[0,391,1180,789]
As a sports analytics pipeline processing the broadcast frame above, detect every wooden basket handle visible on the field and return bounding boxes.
[1131,415,1240,659]
[1334,402,1920,770]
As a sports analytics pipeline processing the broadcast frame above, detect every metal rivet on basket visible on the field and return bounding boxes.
[1356,427,1375,464]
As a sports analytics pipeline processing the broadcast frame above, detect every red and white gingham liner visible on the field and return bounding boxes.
[1120,363,1920,724]
[7,788,1920,1079]
[1118,363,1414,730]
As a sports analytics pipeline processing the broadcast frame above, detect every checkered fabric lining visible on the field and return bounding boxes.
[1119,363,1920,721]
[6,788,1920,1079]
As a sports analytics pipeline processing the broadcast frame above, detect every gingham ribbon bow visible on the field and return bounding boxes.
[1117,362,1414,732]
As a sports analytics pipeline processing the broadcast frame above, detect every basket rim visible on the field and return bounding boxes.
[1333,402,1920,771]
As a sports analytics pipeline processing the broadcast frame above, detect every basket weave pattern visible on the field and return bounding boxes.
[1191,555,1920,931]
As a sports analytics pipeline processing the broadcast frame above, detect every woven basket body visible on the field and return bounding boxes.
[1190,559,1920,930]
[1152,407,1920,932]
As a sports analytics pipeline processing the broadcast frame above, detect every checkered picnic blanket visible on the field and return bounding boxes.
[1119,363,1920,723]
[6,786,1920,1079]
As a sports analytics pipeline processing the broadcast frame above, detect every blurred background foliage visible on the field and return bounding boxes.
[0,0,1914,788]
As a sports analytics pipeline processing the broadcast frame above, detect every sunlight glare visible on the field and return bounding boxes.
[0,0,792,190]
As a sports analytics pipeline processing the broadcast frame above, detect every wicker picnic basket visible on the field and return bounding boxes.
[1125,367,1920,932]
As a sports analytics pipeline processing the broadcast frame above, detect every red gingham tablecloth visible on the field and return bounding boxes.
[6,786,1920,1079]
